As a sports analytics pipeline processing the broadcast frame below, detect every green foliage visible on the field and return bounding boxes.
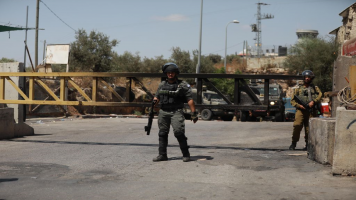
[141,56,167,73]
[170,47,194,73]
[206,54,222,64]
[113,51,142,72]
[25,66,33,72]
[0,57,16,63]
[192,50,216,74]
[209,67,242,101]
[284,36,339,92]
[69,29,119,72]
[133,110,142,115]
[226,54,241,63]
[51,64,67,72]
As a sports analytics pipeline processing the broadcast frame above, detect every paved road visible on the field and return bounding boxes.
[0,117,355,200]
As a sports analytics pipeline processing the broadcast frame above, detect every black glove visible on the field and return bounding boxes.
[191,111,198,123]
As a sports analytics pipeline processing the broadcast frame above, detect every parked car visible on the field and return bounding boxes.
[240,81,285,122]
[184,88,235,121]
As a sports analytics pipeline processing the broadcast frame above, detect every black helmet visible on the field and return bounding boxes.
[162,63,180,75]
[302,70,314,79]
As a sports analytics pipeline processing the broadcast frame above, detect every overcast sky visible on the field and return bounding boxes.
[0,0,353,66]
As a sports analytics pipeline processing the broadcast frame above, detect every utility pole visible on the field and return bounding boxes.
[250,2,273,58]
[42,40,46,64]
[24,6,29,68]
[35,0,40,67]
[196,0,203,76]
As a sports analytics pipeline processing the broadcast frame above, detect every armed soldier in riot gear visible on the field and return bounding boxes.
[152,63,198,162]
[289,70,322,150]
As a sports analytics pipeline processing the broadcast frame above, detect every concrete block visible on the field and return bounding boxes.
[14,123,34,137]
[0,62,25,123]
[308,118,336,165]
[332,107,356,175]
[0,108,15,139]
[0,107,34,139]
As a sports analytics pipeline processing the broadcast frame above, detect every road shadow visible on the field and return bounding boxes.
[6,139,294,152]
[169,155,214,161]
[0,178,18,183]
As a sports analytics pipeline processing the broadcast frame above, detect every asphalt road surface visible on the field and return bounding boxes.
[0,117,355,200]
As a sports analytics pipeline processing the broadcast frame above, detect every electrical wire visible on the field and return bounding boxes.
[40,0,77,33]
[337,86,356,106]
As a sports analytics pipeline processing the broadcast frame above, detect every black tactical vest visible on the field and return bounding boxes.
[159,81,184,109]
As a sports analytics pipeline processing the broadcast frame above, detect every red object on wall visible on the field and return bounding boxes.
[321,103,330,113]
[343,37,356,56]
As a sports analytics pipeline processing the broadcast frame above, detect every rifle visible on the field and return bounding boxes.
[144,100,157,135]
[293,95,313,112]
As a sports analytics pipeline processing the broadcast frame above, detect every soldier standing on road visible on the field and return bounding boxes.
[152,63,198,162]
[289,70,322,150]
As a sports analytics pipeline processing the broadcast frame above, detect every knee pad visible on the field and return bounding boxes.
[158,130,168,137]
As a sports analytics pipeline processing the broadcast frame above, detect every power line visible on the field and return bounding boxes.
[40,0,77,33]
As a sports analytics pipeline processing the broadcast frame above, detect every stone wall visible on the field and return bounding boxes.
[334,3,356,55]
[246,56,287,71]
[344,4,356,41]
[332,56,356,117]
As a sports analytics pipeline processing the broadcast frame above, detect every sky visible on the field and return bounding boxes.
[0,0,353,66]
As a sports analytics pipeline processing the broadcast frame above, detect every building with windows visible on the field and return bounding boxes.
[329,2,356,56]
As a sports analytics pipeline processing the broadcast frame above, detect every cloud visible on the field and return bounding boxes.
[152,14,189,22]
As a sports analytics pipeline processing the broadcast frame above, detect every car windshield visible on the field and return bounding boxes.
[255,87,279,96]
[204,93,223,100]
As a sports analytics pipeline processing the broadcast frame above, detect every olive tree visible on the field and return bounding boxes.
[169,47,194,73]
[113,51,142,72]
[284,36,339,92]
[70,29,119,72]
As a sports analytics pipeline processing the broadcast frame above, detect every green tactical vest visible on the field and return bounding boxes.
[294,85,319,103]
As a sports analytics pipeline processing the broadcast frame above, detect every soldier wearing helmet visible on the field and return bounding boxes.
[152,63,198,162]
[289,70,322,150]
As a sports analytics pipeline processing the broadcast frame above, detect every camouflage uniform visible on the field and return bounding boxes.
[155,80,193,158]
[290,85,322,146]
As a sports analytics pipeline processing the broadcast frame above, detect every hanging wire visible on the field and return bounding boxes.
[337,86,356,106]
[40,0,77,33]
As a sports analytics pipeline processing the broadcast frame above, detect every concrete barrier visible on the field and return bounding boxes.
[0,108,15,139]
[308,118,336,165]
[0,107,34,139]
[332,107,356,175]
[0,62,34,139]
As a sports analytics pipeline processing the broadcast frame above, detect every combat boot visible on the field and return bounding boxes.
[153,154,168,162]
[182,153,190,162]
[289,142,297,150]
[183,156,190,162]
[302,143,308,151]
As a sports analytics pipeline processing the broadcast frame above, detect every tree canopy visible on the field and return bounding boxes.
[69,29,119,72]
[284,36,339,92]
[0,57,16,63]
[67,29,236,75]
[210,67,242,102]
